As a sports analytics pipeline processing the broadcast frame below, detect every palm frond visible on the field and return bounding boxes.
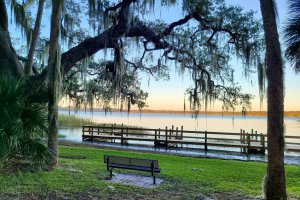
[284,0,300,72]
[21,103,48,139]
[19,138,52,166]
[0,75,50,168]
[0,118,23,161]
[0,76,24,125]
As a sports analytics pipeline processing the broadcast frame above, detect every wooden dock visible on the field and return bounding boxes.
[82,125,300,154]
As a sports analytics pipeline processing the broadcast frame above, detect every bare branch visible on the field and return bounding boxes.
[125,59,154,76]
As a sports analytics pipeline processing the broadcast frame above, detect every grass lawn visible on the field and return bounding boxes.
[0,145,299,199]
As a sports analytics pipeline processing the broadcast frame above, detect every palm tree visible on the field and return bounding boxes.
[259,0,287,199]
[285,0,300,72]
[0,76,51,169]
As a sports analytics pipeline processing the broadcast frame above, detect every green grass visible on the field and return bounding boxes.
[58,114,140,128]
[58,133,66,138]
[0,145,299,199]
[58,115,99,127]
[58,115,144,134]
[58,114,132,127]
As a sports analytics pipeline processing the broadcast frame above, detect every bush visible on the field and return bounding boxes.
[0,76,51,170]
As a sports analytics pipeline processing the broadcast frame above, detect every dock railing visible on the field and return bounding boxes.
[82,125,300,153]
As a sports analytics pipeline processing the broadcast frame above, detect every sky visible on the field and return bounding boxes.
[137,0,300,111]
[7,0,300,112]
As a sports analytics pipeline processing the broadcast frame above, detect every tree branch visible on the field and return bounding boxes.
[125,59,154,76]
[25,0,45,75]
[162,13,194,36]
[32,2,240,83]
[61,0,134,74]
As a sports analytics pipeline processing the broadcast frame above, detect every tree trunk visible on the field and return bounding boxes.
[259,0,287,199]
[25,0,45,75]
[47,0,63,167]
[0,0,24,77]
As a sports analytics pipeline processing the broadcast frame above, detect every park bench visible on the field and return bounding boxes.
[104,155,161,184]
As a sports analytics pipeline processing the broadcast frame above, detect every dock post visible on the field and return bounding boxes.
[251,129,254,139]
[158,128,161,139]
[247,132,250,153]
[204,131,208,151]
[181,126,183,139]
[90,126,93,139]
[98,127,100,135]
[261,133,266,153]
[122,123,124,139]
[240,129,243,153]
[240,129,242,141]
[121,123,124,138]
[181,126,183,148]
[154,130,157,146]
[255,130,258,140]
[121,128,124,146]
[82,126,85,141]
[243,130,246,153]
[176,127,179,147]
[111,124,115,142]
[171,125,174,139]
[165,126,168,148]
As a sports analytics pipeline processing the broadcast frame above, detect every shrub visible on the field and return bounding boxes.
[0,76,51,170]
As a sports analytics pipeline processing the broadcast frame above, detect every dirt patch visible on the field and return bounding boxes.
[105,173,163,188]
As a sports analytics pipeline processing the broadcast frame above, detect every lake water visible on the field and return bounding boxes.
[59,110,300,136]
[58,110,300,164]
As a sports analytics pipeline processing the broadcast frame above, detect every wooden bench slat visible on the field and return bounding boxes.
[109,163,160,173]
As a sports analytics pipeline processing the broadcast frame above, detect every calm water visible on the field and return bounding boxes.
[58,110,300,164]
[59,110,300,136]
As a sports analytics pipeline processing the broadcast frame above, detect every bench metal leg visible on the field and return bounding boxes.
[153,174,156,185]
[109,168,113,179]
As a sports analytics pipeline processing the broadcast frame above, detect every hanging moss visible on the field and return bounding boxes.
[9,0,33,47]
[183,95,186,114]
[257,60,266,108]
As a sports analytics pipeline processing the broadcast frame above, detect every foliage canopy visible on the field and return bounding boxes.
[4,0,266,112]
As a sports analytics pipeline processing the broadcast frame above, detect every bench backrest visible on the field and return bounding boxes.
[104,155,159,168]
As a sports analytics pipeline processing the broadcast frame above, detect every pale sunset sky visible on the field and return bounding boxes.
[138,0,300,111]
[7,0,300,112]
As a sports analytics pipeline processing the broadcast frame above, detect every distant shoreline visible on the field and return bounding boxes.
[59,108,300,118]
[130,110,300,118]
